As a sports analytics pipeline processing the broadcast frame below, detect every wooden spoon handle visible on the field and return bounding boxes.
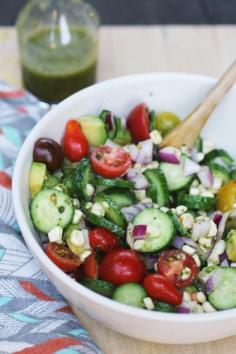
[160,60,236,148]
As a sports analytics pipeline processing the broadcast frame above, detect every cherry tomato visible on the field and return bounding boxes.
[63,120,89,162]
[99,249,146,285]
[91,146,132,178]
[157,249,198,288]
[83,252,98,279]
[0,171,12,189]
[217,180,236,212]
[46,242,81,273]
[143,274,182,305]
[33,138,64,172]
[127,103,150,142]
[89,227,119,252]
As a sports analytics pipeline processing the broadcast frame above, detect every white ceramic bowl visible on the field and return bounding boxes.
[13,73,236,344]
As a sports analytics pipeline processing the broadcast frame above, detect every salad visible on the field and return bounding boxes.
[29,102,236,314]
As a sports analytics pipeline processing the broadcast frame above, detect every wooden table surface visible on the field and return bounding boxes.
[1,25,236,354]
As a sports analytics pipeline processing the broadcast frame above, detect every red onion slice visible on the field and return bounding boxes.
[184,158,201,177]
[122,200,153,222]
[127,168,149,189]
[158,147,181,164]
[127,139,153,165]
[171,236,186,249]
[144,254,158,270]
[197,166,213,188]
[105,111,114,131]
[213,211,223,226]
[176,306,191,314]
[205,270,221,293]
[133,224,147,239]
[216,211,230,241]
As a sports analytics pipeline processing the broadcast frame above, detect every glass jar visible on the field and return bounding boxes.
[16,0,99,103]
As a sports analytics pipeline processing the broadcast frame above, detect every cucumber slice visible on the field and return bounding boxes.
[194,136,203,152]
[160,158,193,192]
[93,177,135,189]
[201,149,234,167]
[43,174,60,189]
[226,229,236,262]
[87,213,125,237]
[80,276,116,298]
[104,188,136,208]
[112,117,132,146]
[94,192,126,228]
[63,158,92,200]
[30,188,74,233]
[29,162,47,198]
[176,194,216,211]
[112,283,147,308]
[144,168,169,207]
[167,210,190,237]
[231,169,236,182]
[99,110,116,139]
[77,116,107,146]
[132,208,174,252]
[154,301,176,313]
[209,163,230,183]
[208,267,236,310]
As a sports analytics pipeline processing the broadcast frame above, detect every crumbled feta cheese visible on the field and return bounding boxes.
[141,161,159,172]
[190,187,200,196]
[70,230,84,247]
[202,140,214,155]
[196,292,207,304]
[180,213,195,229]
[171,208,176,214]
[134,190,146,201]
[192,253,201,267]
[150,130,162,145]
[48,226,63,243]
[198,236,212,249]
[183,291,191,302]
[143,297,155,310]
[203,301,216,313]
[207,253,220,266]
[73,198,80,207]
[133,240,146,251]
[102,201,109,209]
[176,205,188,216]
[72,209,84,224]
[207,221,218,238]
[180,266,191,280]
[85,202,93,210]
[91,202,105,217]
[180,146,191,156]
[182,245,196,255]
[201,191,214,198]
[212,177,222,191]
[160,207,169,213]
[85,183,95,197]
[80,250,92,263]
[193,304,204,313]
[196,152,204,162]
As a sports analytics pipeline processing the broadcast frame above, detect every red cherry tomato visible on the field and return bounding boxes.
[157,249,198,288]
[63,120,89,162]
[91,146,132,178]
[46,242,81,273]
[127,103,150,142]
[0,171,12,189]
[89,227,119,252]
[83,252,99,279]
[99,249,146,285]
[143,274,182,305]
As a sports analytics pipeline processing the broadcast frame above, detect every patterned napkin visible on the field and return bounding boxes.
[0,81,102,354]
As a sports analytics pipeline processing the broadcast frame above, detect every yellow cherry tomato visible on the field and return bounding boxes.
[217,180,236,212]
[155,112,180,136]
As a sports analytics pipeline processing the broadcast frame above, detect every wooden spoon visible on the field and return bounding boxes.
[159,60,236,148]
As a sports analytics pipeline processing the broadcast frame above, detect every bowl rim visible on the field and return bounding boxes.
[12,71,236,323]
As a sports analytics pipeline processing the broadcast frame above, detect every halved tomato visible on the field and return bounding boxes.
[46,242,81,273]
[127,103,150,142]
[157,249,198,287]
[91,146,132,178]
[82,252,99,279]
